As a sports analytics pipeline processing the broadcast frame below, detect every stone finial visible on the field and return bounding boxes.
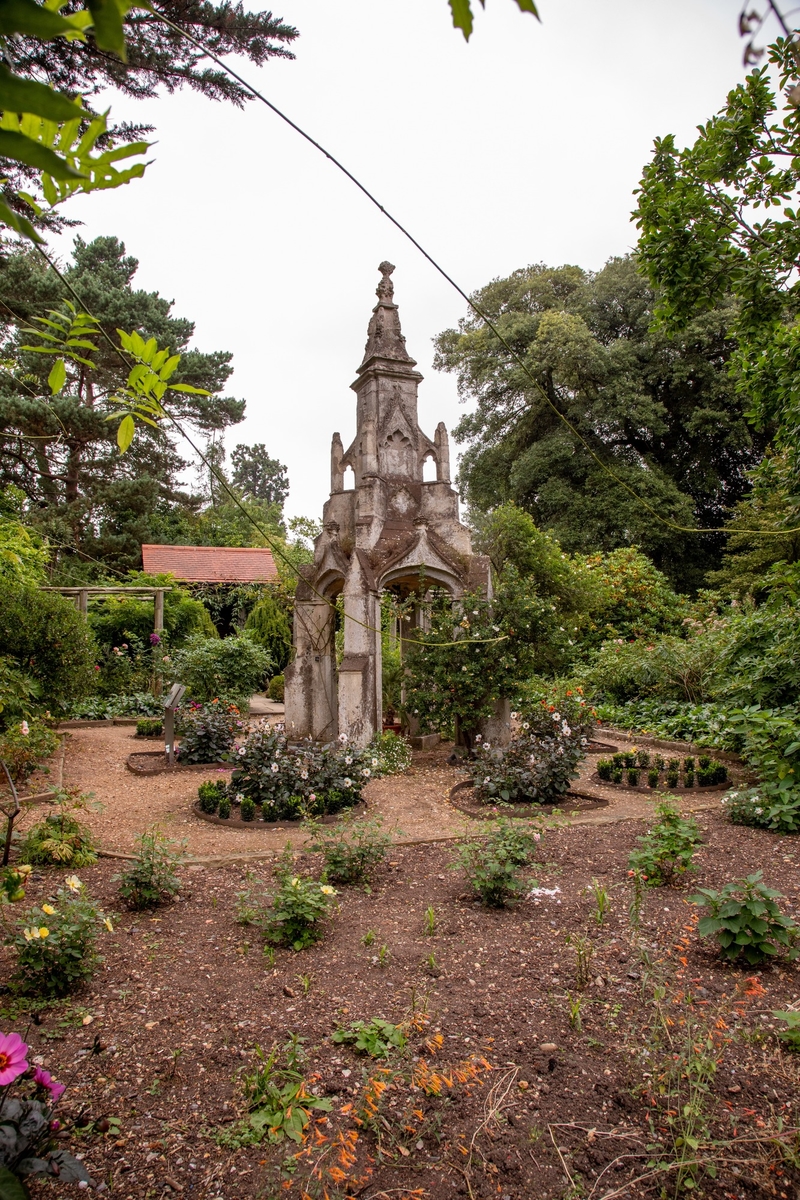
[358,262,414,369]
[377,261,395,303]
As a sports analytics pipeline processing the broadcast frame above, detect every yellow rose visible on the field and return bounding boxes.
[38,927,50,938]
[42,904,56,916]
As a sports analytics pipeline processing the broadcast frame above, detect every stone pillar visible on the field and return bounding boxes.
[331,433,344,492]
[434,422,450,483]
[284,586,338,743]
[337,558,380,747]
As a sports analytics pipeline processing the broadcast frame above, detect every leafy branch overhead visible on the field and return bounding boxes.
[0,0,151,240]
[448,0,539,41]
[21,300,209,453]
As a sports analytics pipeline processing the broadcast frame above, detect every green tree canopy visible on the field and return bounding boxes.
[633,38,798,502]
[437,256,760,591]
[231,443,289,507]
[0,236,246,577]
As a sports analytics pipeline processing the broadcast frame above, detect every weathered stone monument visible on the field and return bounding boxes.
[284,262,491,746]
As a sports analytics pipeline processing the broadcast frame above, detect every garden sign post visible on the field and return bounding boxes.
[163,684,186,765]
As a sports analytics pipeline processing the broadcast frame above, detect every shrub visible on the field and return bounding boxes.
[6,876,108,997]
[218,795,231,819]
[89,582,214,652]
[455,819,541,907]
[691,872,799,965]
[263,849,337,950]
[136,717,163,738]
[628,801,701,887]
[0,719,59,786]
[176,701,243,764]
[684,767,695,787]
[115,829,183,909]
[69,691,164,720]
[173,631,271,708]
[666,769,679,788]
[240,796,256,821]
[720,785,800,834]
[308,813,392,886]
[198,779,226,814]
[230,724,365,819]
[367,729,412,776]
[267,674,285,702]
[467,698,593,805]
[332,1018,407,1058]
[597,758,612,782]
[611,767,623,784]
[636,750,650,768]
[647,768,660,788]
[245,593,292,672]
[18,794,98,867]
[0,581,96,712]
[627,768,639,787]
[0,653,39,730]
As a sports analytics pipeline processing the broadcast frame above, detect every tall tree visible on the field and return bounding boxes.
[231,443,288,507]
[436,256,761,591]
[0,236,246,576]
[634,36,800,535]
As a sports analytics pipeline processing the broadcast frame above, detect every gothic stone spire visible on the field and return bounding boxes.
[358,261,416,370]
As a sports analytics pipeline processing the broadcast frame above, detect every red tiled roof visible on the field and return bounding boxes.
[142,544,278,584]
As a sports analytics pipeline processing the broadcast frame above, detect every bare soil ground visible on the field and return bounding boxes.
[4,730,799,1200]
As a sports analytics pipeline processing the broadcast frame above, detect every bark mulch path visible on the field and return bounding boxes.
[5,809,800,1200]
[13,725,743,863]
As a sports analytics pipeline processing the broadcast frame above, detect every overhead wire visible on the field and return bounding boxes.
[149,5,800,540]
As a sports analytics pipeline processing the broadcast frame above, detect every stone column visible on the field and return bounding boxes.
[284,586,338,742]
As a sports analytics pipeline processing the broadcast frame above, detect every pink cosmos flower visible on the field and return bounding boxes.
[33,1066,66,1101]
[0,1030,29,1085]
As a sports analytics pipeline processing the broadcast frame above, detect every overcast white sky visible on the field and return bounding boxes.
[52,0,755,522]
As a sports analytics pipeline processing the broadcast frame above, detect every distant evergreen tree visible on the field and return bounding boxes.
[231,444,289,507]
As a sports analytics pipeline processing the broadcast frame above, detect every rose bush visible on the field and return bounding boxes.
[467,697,594,805]
[230,725,367,820]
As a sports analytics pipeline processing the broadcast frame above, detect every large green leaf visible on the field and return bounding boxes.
[0,197,43,242]
[0,129,86,179]
[87,0,128,59]
[0,1167,30,1200]
[512,0,539,15]
[0,66,84,121]
[0,0,77,38]
[448,0,474,39]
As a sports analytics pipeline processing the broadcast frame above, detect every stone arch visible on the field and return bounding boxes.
[422,452,437,482]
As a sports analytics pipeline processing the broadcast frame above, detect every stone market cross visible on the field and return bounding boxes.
[284,262,491,747]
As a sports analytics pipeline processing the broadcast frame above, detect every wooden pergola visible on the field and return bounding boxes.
[40,586,172,632]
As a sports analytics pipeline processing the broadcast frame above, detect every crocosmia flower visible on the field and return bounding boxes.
[0,1031,28,1085]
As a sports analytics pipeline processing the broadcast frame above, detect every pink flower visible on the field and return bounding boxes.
[20,720,29,736]
[0,1031,28,1085]
[33,1066,65,1101]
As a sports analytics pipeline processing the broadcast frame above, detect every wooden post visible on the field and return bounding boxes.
[154,589,165,633]
[78,589,88,618]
